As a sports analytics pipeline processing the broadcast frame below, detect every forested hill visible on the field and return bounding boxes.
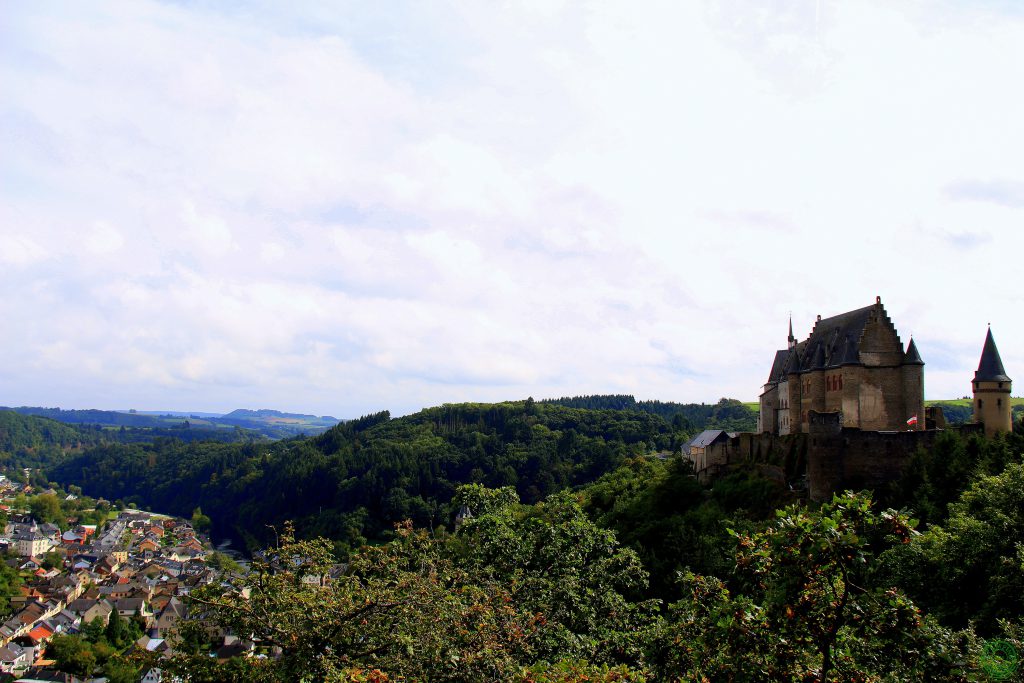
[47,400,688,553]
[2,405,334,440]
[541,394,758,432]
[0,410,95,452]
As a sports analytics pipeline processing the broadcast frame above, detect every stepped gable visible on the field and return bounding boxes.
[975,328,1011,382]
[789,304,875,372]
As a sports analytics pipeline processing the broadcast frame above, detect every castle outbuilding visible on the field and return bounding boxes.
[973,327,1013,436]
[758,297,924,435]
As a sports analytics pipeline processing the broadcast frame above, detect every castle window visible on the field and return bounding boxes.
[838,377,843,390]
[979,399,984,409]
[998,399,1002,408]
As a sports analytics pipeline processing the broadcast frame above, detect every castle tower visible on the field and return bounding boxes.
[972,327,1013,437]
[902,338,925,431]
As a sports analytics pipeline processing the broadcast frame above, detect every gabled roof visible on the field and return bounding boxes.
[975,328,1011,382]
[686,429,730,449]
[774,300,918,375]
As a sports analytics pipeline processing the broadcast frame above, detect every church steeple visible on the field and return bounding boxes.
[787,314,796,349]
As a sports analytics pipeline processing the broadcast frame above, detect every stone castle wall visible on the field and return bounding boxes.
[690,412,984,500]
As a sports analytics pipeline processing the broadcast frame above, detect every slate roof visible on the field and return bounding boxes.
[975,328,1011,382]
[768,302,922,379]
[767,350,791,382]
[904,338,924,365]
[686,429,730,449]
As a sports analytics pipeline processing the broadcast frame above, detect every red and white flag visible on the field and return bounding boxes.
[906,415,918,426]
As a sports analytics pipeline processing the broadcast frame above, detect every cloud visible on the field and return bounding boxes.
[0,234,48,266]
[2,1,1024,416]
[945,180,1024,208]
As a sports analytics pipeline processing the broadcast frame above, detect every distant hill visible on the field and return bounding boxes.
[214,409,340,436]
[0,405,341,440]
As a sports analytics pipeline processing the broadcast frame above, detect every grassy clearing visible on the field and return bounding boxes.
[927,397,1024,407]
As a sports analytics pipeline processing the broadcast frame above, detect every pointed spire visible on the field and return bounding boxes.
[903,337,924,365]
[788,314,796,349]
[975,328,1011,382]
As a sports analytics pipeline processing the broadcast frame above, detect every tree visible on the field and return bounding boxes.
[48,635,97,678]
[452,486,658,666]
[106,605,127,647]
[173,522,539,682]
[191,507,211,533]
[102,655,141,683]
[41,550,64,570]
[29,493,63,524]
[658,492,977,682]
[882,462,1024,631]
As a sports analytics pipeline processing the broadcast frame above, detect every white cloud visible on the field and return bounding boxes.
[0,234,48,266]
[1,0,1023,416]
[85,221,125,255]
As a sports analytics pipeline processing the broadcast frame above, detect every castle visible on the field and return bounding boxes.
[758,296,1013,437]
[686,298,1014,499]
[757,297,925,435]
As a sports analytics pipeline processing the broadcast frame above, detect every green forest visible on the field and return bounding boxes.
[4,402,1024,680]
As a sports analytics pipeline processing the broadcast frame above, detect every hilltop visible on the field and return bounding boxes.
[1,405,342,440]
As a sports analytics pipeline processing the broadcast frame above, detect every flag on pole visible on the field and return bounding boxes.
[906,415,918,426]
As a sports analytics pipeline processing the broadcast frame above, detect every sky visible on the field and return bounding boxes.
[1,1,1022,418]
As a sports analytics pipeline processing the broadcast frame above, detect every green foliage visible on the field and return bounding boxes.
[41,550,64,570]
[191,506,212,532]
[101,656,143,683]
[0,562,23,616]
[47,634,121,678]
[48,635,98,677]
[540,395,758,434]
[453,487,659,666]
[174,522,540,682]
[579,457,792,601]
[205,550,242,573]
[169,487,660,681]
[883,462,1024,632]
[48,401,677,552]
[657,492,978,682]
[29,493,63,525]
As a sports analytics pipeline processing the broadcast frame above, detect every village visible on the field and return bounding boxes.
[0,473,241,682]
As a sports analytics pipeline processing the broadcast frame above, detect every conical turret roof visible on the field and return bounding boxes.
[903,338,924,365]
[975,328,1011,382]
